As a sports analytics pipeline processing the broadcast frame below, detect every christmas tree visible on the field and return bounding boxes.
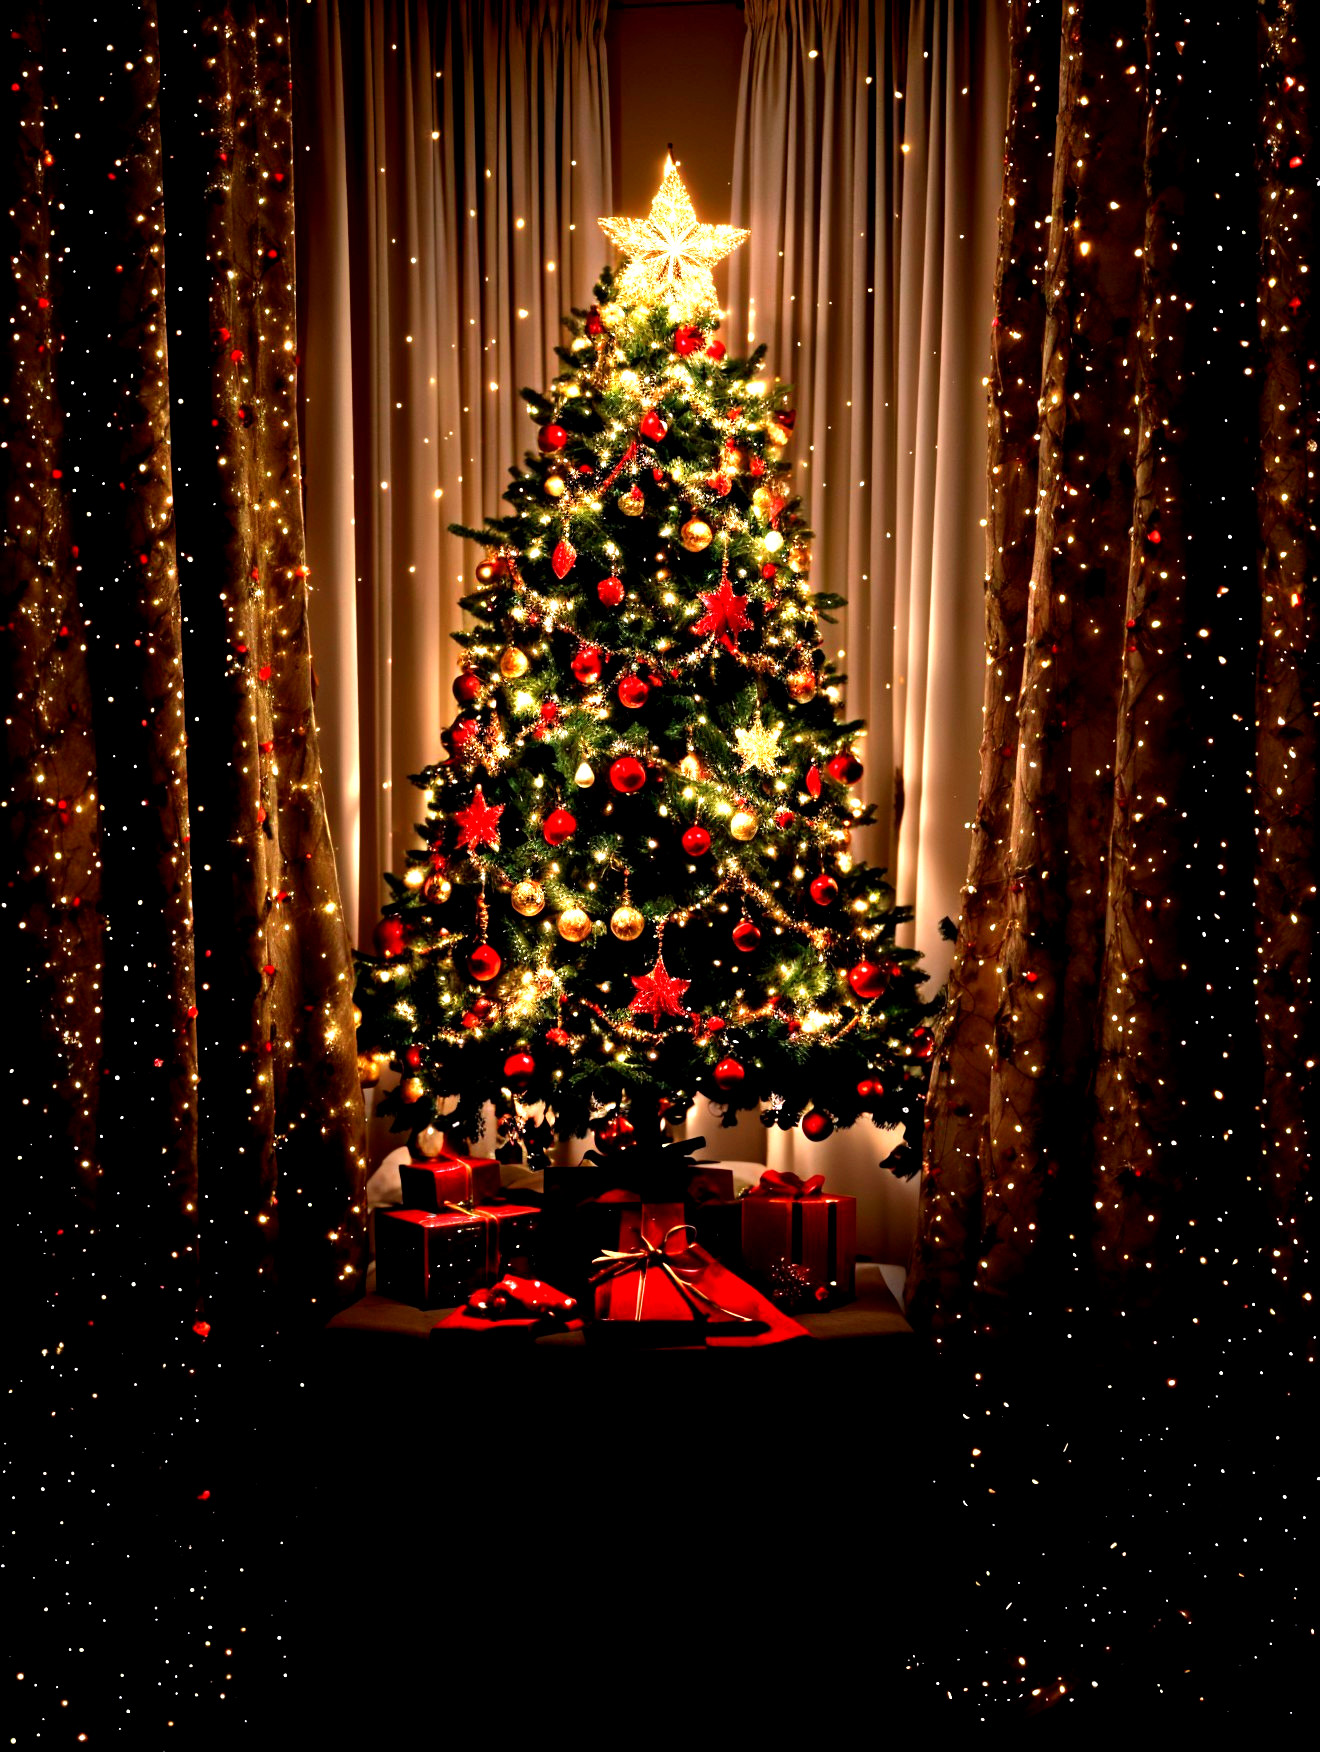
[355,156,936,1171]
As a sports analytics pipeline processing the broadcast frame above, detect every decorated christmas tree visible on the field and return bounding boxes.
[355,156,936,1172]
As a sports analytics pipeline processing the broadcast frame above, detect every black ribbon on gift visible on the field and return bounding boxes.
[589,1222,758,1326]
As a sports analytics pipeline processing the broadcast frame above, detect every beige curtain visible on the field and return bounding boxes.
[294,0,612,946]
[726,0,1009,1254]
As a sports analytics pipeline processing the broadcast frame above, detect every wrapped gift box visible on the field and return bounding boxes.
[591,1204,805,1346]
[740,1176,856,1308]
[375,1203,539,1308]
[399,1152,502,1211]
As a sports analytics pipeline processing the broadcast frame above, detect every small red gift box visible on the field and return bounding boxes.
[591,1204,806,1346]
[740,1171,856,1308]
[375,1203,539,1308]
[399,1148,502,1211]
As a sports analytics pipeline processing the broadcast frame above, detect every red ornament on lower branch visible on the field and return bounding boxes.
[503,1051,535,1086]
[374,918,407,957]
[543,807,577,846]
[617,675,650,709]
[809,874,838,907]
[597,576,625,608]
[468,944,502,982]
[713,1057,746,1090]
[846,960,889,1001]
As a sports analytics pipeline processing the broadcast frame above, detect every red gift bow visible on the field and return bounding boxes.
[464,1274,579,1323]
[746,1169,826,1199]
[590,1223,759,1326]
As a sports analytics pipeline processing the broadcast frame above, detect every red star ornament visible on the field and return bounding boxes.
[453,785,505,851]
[691,577,753,652]
[630,954,691,1022]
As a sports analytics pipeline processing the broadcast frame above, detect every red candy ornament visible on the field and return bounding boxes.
[809,874,839,907]
[538,423,569,453]
[805,764,823,799]
[681,824,711,857]
[468,944,502,982]
[543,807,577,846]
[572,645,603,684]
[802,1109,834,1141]
[732,919,761,954]
[713,1057,746,1090]
[617,675,650,710]
[639,408,668,443]
[597,575,625,608]
[847,960,889,1001]
[609,756,647,793]
[503,1051,536,1086]
[827,750,864,785]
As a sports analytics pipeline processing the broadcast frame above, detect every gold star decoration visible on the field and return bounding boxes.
[734,705,782,775]
[599,155,749,321]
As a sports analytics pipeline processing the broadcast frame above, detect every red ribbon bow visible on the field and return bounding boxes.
[747,1169,826,1199]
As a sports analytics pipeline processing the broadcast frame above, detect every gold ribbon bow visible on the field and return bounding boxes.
[590,1222,758,1326]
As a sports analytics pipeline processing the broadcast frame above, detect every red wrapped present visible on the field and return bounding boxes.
[399,1144,502,1211]
[740,1170,856,1308]
[375,1203,539,1308]
[590,1204,807,1346]
[434,1274,584,1337]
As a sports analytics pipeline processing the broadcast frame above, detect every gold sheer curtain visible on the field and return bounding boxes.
[294,0,612,948]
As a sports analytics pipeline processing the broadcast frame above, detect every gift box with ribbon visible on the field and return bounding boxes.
[375,1202,539,1308]
[399,1143,502,1212]
[434,1273,584,1337]
[740,1170,857,1309]
[590,1203,807,1346]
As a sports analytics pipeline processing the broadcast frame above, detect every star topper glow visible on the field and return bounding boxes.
[599,154,749,320]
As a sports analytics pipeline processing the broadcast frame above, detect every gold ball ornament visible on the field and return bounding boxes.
[726,444,747,473]
[352,1004,363,1029]
[610,904,645,942]
[619,489,646,518]
[729,809,759,842]
[752,485,775,519]
[544,472,569,500]
[511,879,545,917]
[422,870,453,906]
[767,420,791,447]
[680,516,714,553]
[401,1076,426,1104]
[499,645,531,680]
[358,1052,381,1087]
[678,751,704,782]
[557,906,593,943]
[786,668,817,703]
[574,759,596,789]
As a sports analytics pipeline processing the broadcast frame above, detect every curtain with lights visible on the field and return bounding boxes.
[293,0,612,950]
[3,2,365,1334]
[909,0,1316,1331]
[726,0,1009,1253]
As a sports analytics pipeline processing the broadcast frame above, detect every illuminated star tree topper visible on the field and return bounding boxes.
[599,152,749,321]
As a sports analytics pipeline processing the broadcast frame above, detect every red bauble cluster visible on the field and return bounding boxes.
[543,807,577,846]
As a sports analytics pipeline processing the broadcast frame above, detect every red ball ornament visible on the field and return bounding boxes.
[673,325,704,356]
[572,645,604,684]
[586,307,604,336]
[826,750,864,785]
[538,422,569,453]
[449,717,479,751]
[809,874,839,907]
[373,917,407,956]
[681,824,711,857]
[617,675,650,710]
[597,576,625,608]
[713,1057,746,1090]
[595,1114,636,1154]
[774,807,795,828]
[609,756,647,793]
[472,997,495,1020]
[802,1109,834,1142]
[503,1051,536,1086]
[543,807,577,846]
[404,1045,422,1069]
[732,919,761,954]
[639,408,669,443]
[706,340,727,361]
[847,960,889,1001]
[468,944,502,982]
[453,670,483,705]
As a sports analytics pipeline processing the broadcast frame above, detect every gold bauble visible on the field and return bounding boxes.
[352,1004,363,1029]
[767,420,791,447]
[680,516,713,553]
[557,906,593,943]
[574,759,596,788]
[400,1076,426,1104]
[729,809,759,842]
[403,865,426,890]
[544,472,568,500]
[752,485,775,519]
[511,879,545,917]
[726,444,747,473]
[422,871,452,905]
[599,302,623,329]
[610,904,645,942]
[678,752,704,782]
[499,645,531,679]
[358,1052,381,1087]
[786,669,817,704]
[619,490,646,518]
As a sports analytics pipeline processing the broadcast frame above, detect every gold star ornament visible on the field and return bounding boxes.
[733,705,782,776]
[599,155,749,321]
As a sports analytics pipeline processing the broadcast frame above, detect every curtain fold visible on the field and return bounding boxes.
[727,0,1009,1248]
[3,0,365,1333]
[911,0,1316,1331]
[295,0,612,949]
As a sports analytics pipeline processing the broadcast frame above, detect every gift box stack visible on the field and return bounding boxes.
[373,1135,855,1348]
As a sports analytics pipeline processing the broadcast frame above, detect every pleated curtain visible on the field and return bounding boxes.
[909,0,1316,1331]
[294,0,612,948]
[727,0,1010,1254]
